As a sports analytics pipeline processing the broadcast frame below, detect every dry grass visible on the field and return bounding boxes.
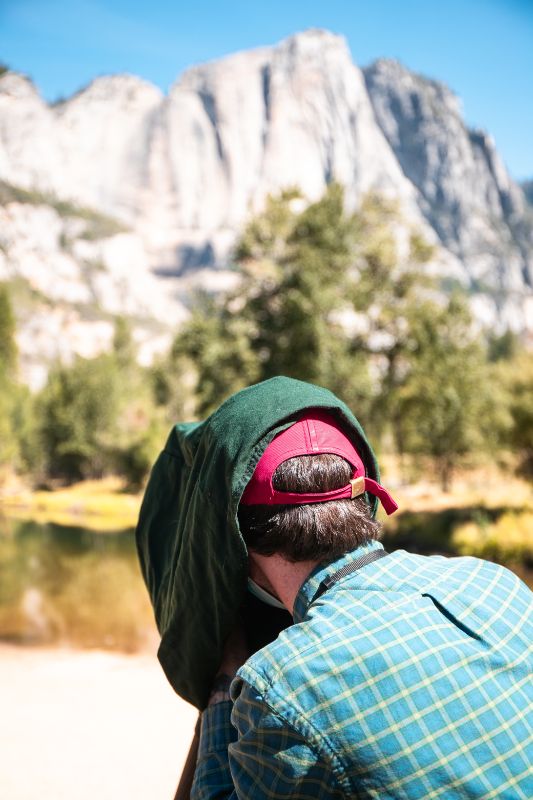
[379,456,533,587]
[379,455,533,515]
[0,477,141,531]
[2,460,532,533]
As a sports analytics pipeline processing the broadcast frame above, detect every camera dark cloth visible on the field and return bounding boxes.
[135,376,380,710]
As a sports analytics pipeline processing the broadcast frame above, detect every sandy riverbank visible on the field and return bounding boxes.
[0,645,198,800]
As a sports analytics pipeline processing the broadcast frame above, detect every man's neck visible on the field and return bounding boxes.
[248,552,319,615]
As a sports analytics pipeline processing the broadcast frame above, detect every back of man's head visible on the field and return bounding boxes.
[238,453,381,563]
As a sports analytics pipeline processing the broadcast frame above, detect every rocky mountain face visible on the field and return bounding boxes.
[1,30,531,386]
[522,181,533,207]
[364,60,533,312]
[0,183,184,388]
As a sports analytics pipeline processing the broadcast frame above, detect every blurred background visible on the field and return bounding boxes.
[0,1,532,797]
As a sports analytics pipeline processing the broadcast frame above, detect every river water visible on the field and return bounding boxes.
[1,515,530,651]
[0,516,156,650]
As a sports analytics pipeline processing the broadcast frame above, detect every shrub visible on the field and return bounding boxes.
[452,511,533,564]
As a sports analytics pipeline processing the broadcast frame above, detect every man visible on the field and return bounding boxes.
[136,377,533,799]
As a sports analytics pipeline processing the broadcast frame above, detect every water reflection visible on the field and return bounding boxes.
[1,512,530,653]
[0,516,156,651]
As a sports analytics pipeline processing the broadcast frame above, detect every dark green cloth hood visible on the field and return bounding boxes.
[135,376,380,709]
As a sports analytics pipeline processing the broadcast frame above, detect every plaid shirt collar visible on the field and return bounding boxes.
[293,540,385,623]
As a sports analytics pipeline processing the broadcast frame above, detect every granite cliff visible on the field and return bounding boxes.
[1,30,531,385]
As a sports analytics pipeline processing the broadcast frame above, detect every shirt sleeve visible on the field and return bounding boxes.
[191,680,344,800]
[191,700,237,800]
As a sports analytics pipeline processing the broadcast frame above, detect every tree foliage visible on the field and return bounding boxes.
[1,189,530,493]
[175,183,373,419]
[394,295,510,489]
[37,318,166,488]
[172,293,259,417]
[498,351,533,478]
[0,283,18,376]
[175,187,516,489]
[38,354,121,481]
[0,284,35,475]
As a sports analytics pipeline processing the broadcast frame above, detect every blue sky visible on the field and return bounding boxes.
[1,0,532,180]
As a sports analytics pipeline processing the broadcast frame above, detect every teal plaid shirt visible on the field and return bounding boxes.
[191,542,533,799]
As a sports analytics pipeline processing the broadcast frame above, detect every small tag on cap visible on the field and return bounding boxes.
[350,476,365,498]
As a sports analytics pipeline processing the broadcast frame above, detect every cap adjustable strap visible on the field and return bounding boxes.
[351,476,398,516]
[240,409,398,515]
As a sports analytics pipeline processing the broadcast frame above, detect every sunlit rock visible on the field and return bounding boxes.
[1,29,532,385]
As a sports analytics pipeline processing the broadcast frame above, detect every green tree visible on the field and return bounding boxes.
[172,293,259,417]
[37,317,168,488]
[487,329,520,363]
[395,294,509,490]
[0,384,21,470]
[112,316,137,371]
[0,283,17,376]
[177,184,373,419]
[247,183,356,385]
[108,321,167,490]
[38,354,121,481]
[235,187,302,263]
[174,183,509,496]
[499,351,533,479]
[38,355,166,488]
[0,284,36,477]
[348,194,436,445]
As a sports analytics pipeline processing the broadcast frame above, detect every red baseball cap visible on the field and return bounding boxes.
[241,409,398,515]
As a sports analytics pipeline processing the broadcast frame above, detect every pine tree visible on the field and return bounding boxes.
[0,283,17,376]
[0,284,37,476]
[395,294,509,490]
[175,184,374,419]
[498,351,533,479]
[37,355,121,481]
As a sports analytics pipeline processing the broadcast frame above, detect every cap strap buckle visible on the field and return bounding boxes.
[350,476,365,498]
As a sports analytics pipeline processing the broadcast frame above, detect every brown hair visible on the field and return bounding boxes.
[238,453,381,562]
